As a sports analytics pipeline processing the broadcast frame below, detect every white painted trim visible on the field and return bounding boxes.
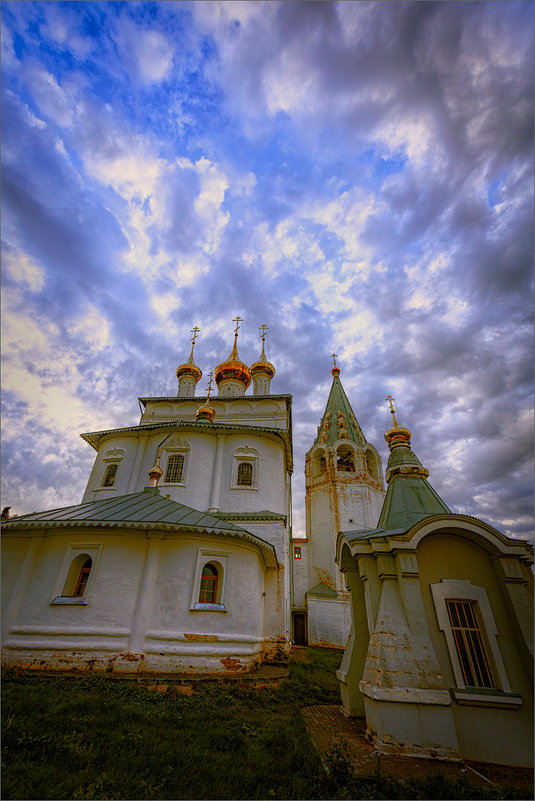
[431,579,511,693]
[50,544,103,605]
[190,548,231,610]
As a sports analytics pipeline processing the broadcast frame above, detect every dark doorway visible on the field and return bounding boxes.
[293,612,307,645]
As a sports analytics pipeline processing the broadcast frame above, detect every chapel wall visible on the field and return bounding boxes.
[417,532,534,767]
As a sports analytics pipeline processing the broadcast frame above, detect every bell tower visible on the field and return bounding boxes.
[301,356,385,646]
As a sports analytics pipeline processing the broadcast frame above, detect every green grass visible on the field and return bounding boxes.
[1,648,531,800]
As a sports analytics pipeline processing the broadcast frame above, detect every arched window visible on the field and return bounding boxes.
[365,450,378,479]
[199,564,218,604]
[237,462,253,486]
[102,463,118,487]
[73,557,92,597]
[337,446,355,472]
[60,553,94,598]
[312,449,327,477]
[165,453,185,483]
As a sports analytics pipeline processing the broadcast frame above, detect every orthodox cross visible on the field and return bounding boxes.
[385,395,399,427]
[205,372,214,402]
[331,353,338,369]
[259,324,269,342]
[232,316,243,336]
[190,325,200,345]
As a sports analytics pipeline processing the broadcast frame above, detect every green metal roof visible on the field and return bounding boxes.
[1,488,278,567]
[377,475,451,530]
[340,526,407,543]
[377,435,451,530]
[216,510,287,523]
[315,373,366,446]
[306,581,339,598]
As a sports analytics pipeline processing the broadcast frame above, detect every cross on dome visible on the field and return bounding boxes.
[385,395,399,427]
[232,315,243,336]
[205,372,214,402]
[331,352,340,378]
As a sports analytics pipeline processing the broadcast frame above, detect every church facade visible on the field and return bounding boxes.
[2,322,293,673]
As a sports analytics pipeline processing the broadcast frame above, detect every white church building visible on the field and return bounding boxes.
[2,322,293,674]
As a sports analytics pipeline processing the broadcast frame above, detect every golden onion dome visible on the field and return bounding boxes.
[176,361,202,382]
[195,404,215,422]
[196,373,216,421]
[214,339,251,388]
[176,340,202,383]
[250,341,275,378]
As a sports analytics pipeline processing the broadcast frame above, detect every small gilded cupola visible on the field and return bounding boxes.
[377,396,451,530]
[196,373,216,422]
[250,324,275,396]
[176,326,202,398]
[214,316,252,397]
[315,355,366,447]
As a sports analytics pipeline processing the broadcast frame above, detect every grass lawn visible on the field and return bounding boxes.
[1,647,530,800]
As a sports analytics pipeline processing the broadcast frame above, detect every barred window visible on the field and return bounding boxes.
[102,463,118,487]
[165,454,184,483]
[446,600,495,688]
[199,564,218,604]
[237,462,253,486]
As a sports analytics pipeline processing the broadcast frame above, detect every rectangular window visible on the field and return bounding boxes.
[165,454,184,483]
[237,462,253,486]
[102,463,118,487]
[294,546,302,559]
[446,600,495,688]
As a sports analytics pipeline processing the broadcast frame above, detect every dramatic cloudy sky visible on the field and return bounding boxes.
[1,1,533,541]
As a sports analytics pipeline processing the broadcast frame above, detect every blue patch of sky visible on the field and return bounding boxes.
[487,174,506,208]
[318,229,345,262]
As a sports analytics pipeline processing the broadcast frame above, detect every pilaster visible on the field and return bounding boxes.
[208,434,225,514]
[3,533,45,636]
[126,534,163,661]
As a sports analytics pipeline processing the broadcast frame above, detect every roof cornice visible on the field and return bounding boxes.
[80,420,293,471]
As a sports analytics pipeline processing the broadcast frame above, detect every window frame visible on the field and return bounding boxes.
[50,544,102,605]
[236,461,254,486]
[231,447,259,490]
[164,453,185,484]
[102,462,119,487]
[190,549,230,612]
[198,563,219,604]
[162,446,189,486]
[431,579,521,707]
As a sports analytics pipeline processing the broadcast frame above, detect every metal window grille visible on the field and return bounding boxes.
[237,462,253,486]
[199,564,218,604]
[103,463,118,487]
[446,599,495,688]
[165,454,184,483]
[73,558,92,597]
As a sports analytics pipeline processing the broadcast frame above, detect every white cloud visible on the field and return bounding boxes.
[3,249,46,292]
[113,16,174,85]
[25,66,74,127]
[68,305,111,351]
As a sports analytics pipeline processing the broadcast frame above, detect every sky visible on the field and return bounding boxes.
[1,0,533,542]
